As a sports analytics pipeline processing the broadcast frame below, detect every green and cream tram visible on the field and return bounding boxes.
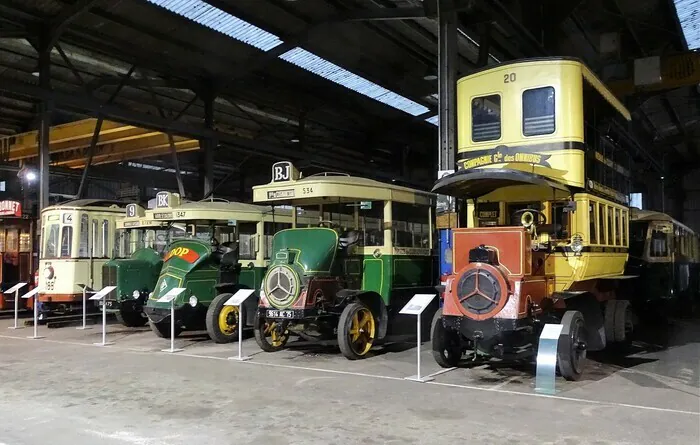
[251,161,437,360]
[37,199,126,316]
[102,203,172,327]
[143,192,297,343]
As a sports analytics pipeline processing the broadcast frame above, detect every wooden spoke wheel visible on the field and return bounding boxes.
[254,311,289,352]
[431,308,463,368]
[206,293,244,344]
[557,310,587,381]
[338,302,376,360]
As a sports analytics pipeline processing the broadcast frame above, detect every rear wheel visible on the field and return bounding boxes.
[149,320,182,338]
[338,301,376,360]
[116,309,147,328]
[254,311,289,352]
[205,293,243,344]
[431,308,462,367]
[557,310,587,381]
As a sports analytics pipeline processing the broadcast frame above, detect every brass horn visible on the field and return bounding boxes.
[520,211,534,228]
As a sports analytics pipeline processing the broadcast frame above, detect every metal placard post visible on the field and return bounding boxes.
[88,286,117,346]
[534,323,564,395]
[158,288,187,353]
[22,287,43,339]
[76,284,95,330]
[224,289,256,361]
[4,282,27,330]
[400,293,437,383]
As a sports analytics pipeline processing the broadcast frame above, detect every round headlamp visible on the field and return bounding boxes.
[188,295,198,307]
[132,290,141,299]
[571,234,584,253]
[43,266,54,279]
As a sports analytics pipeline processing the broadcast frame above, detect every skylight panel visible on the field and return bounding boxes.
[673,0,700,50]
[279,47,430,116]
[425,115,438,126]
[146,0,283,51]
[146,1,432,118]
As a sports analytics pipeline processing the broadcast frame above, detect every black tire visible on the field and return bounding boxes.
[253,311,289,352]
[149,320,182,338]
[431,308,462,368]
[614,300,633,343]
[116,309,147,328]
[205,293,243,344]
[604,300,616,344]
[557,310,587,381]
[338,301,376,360]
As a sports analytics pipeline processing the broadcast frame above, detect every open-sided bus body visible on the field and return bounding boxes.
[432,58,639,380]
[102,203,170,327]
[252,161,436,360]
[38,199,126,315]
[143,192,294,343]
[627,209,700,316]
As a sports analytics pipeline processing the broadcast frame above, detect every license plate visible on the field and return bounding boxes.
[266,309,295,319]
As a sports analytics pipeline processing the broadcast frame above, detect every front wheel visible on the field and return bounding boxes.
[557,310,587,381]
[206,293,243,344]
[253,312,289,352]
[149,320,182,339]
[116,309,147,328]
[431,309,462,367]
[338,301,376,360]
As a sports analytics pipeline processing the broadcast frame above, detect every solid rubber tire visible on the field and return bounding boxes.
[253,311,288,352]
[116,309,148,328]
[431,308,462,368]
[557,310,586,381]
[205,293,242,344]
[149,320,182,339]
[338,301,375,360]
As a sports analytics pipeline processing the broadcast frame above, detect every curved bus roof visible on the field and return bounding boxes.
[150,198,279,223]
[252,162,435,207]
[630,208,696,234]
[41,199,126,215]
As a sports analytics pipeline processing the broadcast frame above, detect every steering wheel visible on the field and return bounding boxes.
[210,237,220,247]
[512,208,547,227]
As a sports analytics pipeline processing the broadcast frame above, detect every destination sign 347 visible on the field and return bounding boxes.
[0,200,22,217]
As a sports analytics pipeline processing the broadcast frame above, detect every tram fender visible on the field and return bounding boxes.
[338,290,388,340]
[560,293,606,351]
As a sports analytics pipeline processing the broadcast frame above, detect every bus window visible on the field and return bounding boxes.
[523,87,555,136]
[621,211,628,246]
[60,226,73,257]
[589,202,598,244]
[44,224,60,258]
[359,201,384,247]
[393,202,430,248]
[598,204,606,244]
[264,222,292,259]
[102,220,110,257]
[614,209,621,245]
[472,95,501,142]
[550,202,570,239]
[237,222,258,260]
[629,221,647,257]
[79,214,89,257]
[650,228,669,257]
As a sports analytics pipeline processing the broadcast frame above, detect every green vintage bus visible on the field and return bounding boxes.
[103,203,172,327]
[143,191,295,343]
[251,161,437,360]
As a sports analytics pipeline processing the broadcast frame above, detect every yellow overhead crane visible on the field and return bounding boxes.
[0,118,199,169]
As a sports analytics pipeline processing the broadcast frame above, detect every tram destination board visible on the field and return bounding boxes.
[267,189,295,199]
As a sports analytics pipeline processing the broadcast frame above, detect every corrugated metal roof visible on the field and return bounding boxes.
[145,0,283,51]
[279,47,429,116]
[673,0,700,49]
[146,0,430,118]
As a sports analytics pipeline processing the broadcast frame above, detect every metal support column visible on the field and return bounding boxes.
[201,87,216,198]
[37,33,52,213]
[438,0,457,174]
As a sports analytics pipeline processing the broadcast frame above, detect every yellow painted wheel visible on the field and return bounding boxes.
[338,302,376,360]
[254,312,289,352]
[218,305,239,336]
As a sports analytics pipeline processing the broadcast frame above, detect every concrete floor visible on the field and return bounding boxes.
[0,315,698,445]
